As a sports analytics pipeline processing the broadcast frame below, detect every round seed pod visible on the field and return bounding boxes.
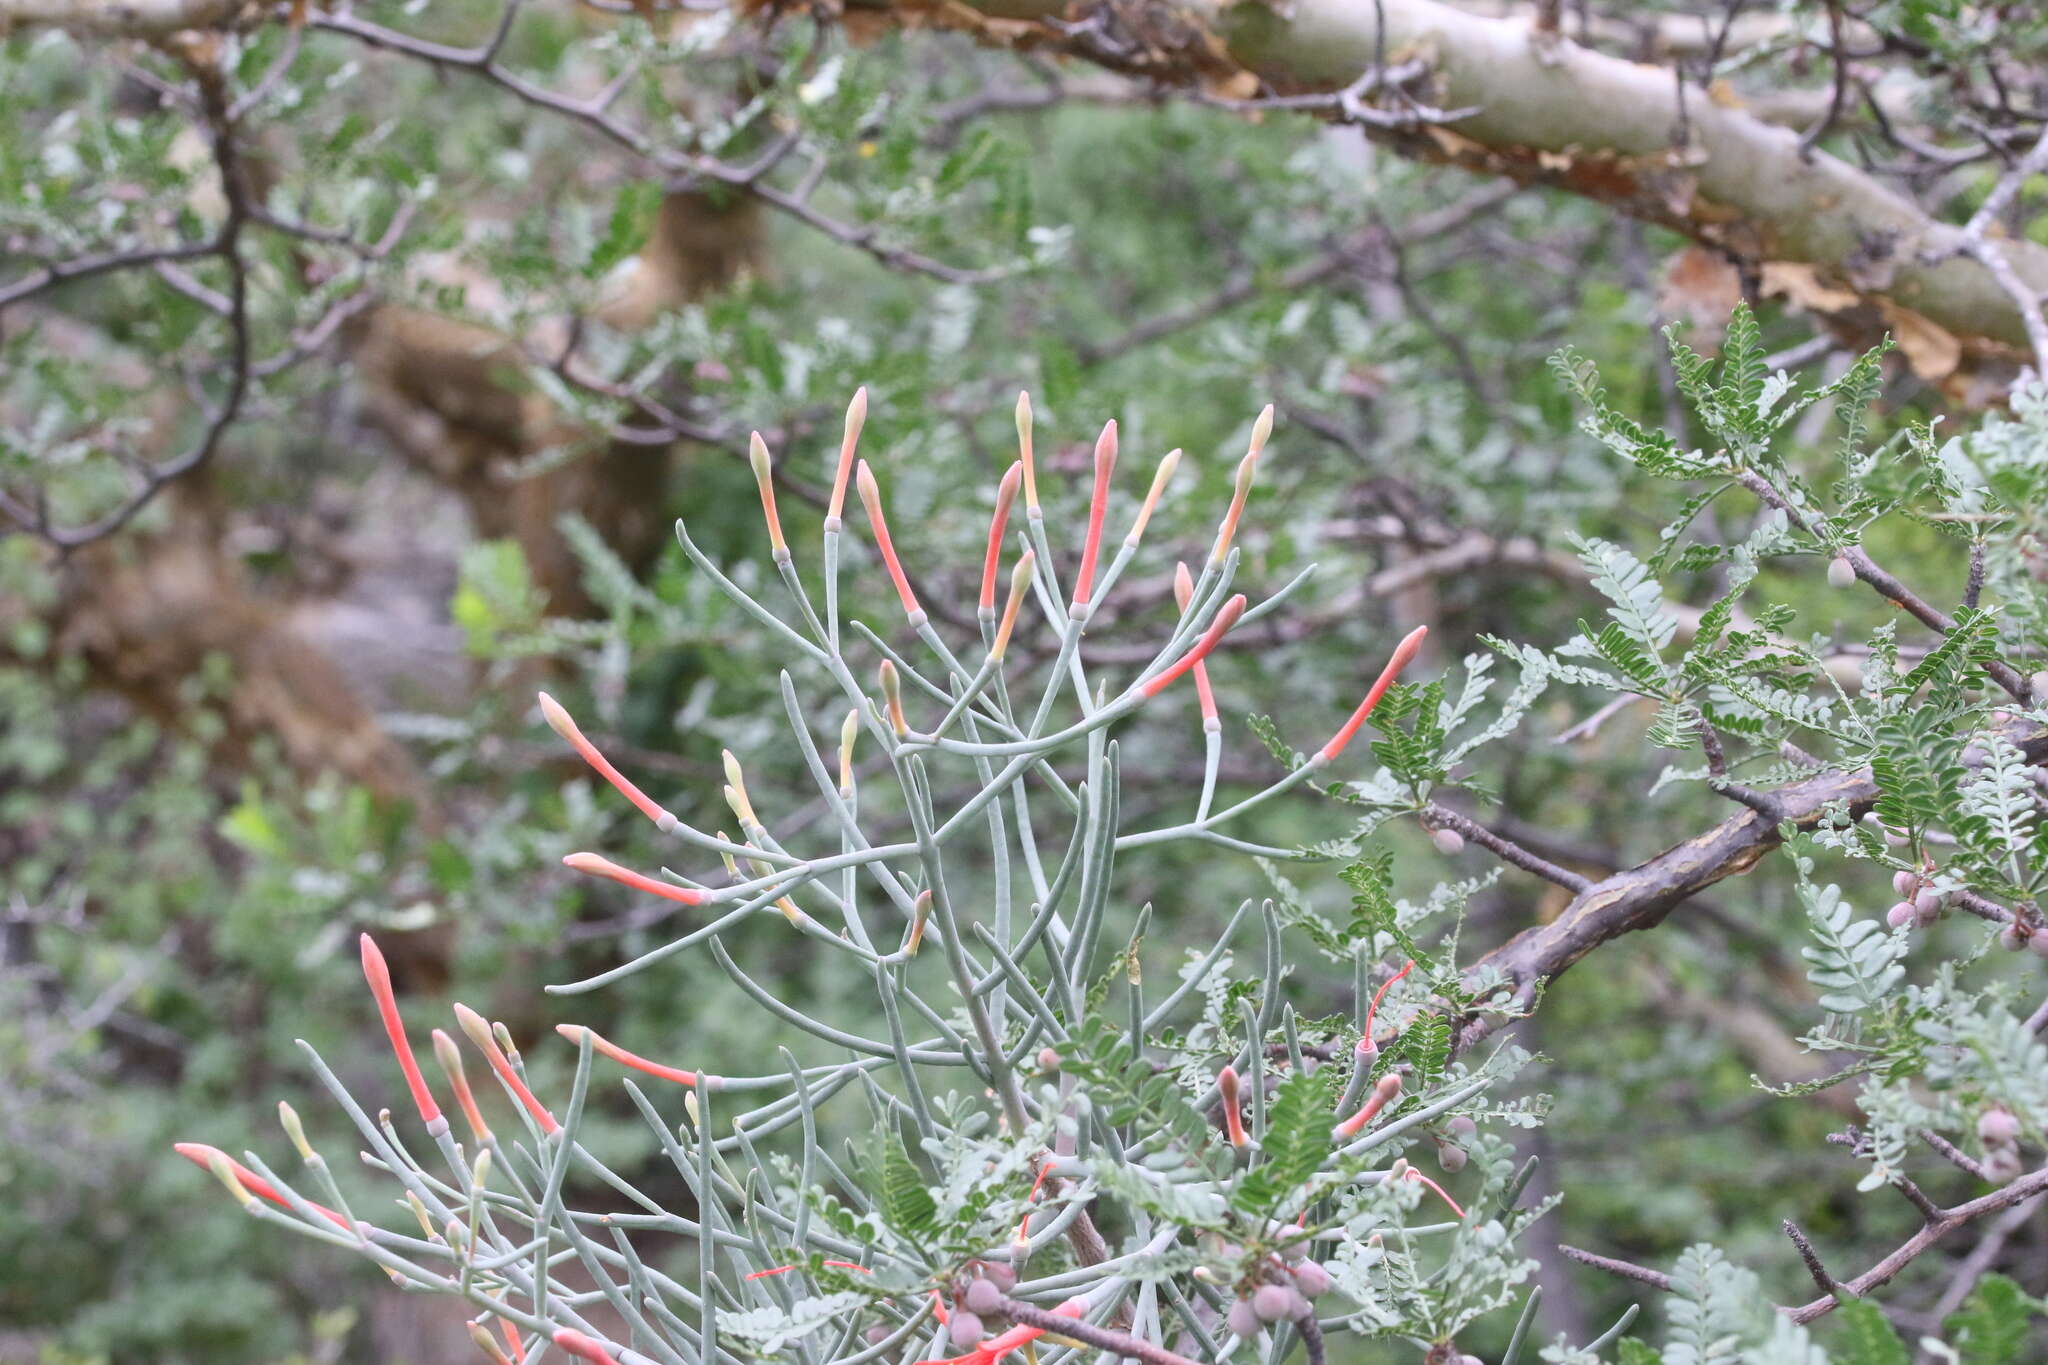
[1430,827,1465,856]
[1985,1145,2025,1182]
[1915,898,1942,928]
[2030,933,2048,960]
[1893,869,1919,898]
[1979,1108,2022,1145]
[1437,1142,1468,1173]
[1226,1299,1261,1339]
[962,1277,1003,1317]
[1037,1048,1062,1072]
[1886,901,1918,930]
[1914,889,1942,916]
[1251,1284,1296,1323]
[865,1325,892,1346]
[2001,925,2027,952]
[1276,1230,1310,1263]
[1291,1261,1332,1298]
[981,1261,1018,1292]
[1828,555,1856,589]
[1446,1115,1477,1140]
[1460,1356,1485,1365]
[948,1312,985,1350]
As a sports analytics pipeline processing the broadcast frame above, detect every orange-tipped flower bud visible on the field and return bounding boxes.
[1171,562,1216,726]
[174,1142,352,1229]
[553,1329,625,1365]
[432,1027,494,1144]
[1211,444,1260,567]
[856,461,922,621]
[556,1022,704,1088]
[360,933,442,1127]
[1141,594,1246,699]
[453,1003,559,1134]
[1016,391,1039,513]
[992,551,1035,661]
[536,692,672,826]
[749,431,787,557]
[1333,1073,1404,1140]
[562,851,705,905]
[1071,419,1118,608]
[1125,447,1180,548]
[1321,625,1429,762]
[1218,1065,1248,1147]
[981,462,1024,612]
[828,387,867,523]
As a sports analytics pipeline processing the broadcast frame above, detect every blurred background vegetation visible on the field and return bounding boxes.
[5,0,2048,1359]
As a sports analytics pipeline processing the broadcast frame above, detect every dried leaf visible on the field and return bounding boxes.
[1876,300,1961,381]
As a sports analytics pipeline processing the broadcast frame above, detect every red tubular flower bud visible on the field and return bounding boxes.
[1172,563,1216,725]
[173,1142,352,1230]
[749,431,786,557]
[1404,1166,1466,1219]
[1070,419,1118,608]
[1016,390,1039,513]
[536,692,672,826]
[1333,1073,1404,1140]
[981,462,1024,612]
[1218,1064,1249,1147]
[1140,594,1246,699]
[552,1329,624,1365]
[433,1027,494,1144]
[1320,625,1430,762]
[1361,958,1413,1054]
[556,1022,705,1088]
[828,386,867,523]
[453,1003,559,1134]
[1210,450,1258,567]
[856,461,922,621]
[562,851,704,905]
[360,933,442,1127]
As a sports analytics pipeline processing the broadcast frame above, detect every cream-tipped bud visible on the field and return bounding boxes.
[879,659,907,737]
[749,432,786,556]
[716,832,741,880]
[904,889,932,956]
[1248,403,1274,456]
[467,1322,516,1365]
[406,1189,438,1240]
[991,550,1036,661]
[1211,449,1259,566]
[472,1147,492,1189]
[1015,390,1039,511]
[828,388,868,523]
[207,1150,257,1208]
[838,708,860,793]
[1126,447,1181,547]
[722,749,756,827]
[537,690,578,743]
[278,1101,315,1163]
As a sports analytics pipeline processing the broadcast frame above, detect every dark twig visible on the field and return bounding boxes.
[1782,1220,1840,1299]
[995,1296,1205,1365]
[1558,1244,1673,1291]
[1425,802,1592,894]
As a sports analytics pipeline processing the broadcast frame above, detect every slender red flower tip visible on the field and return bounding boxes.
[556,1022,703,1088]
[1333,1073,1404,1140]
[432,1028,494,1144]
[174,1142,352,1229]
[1015,1153,1054,1244]
[360,933,443,1127]
[1405,1166,1467,1219]
[1362,958,1414,1049]
[1209,449,1259,567]
[1015,390,1039,512]
[856,460,922,620]
[980,462,1024,611]
[1140,593,1246,699]
[747,1259,872,1280]
[828,386,868,523]
[1124,447,1180,548]
[552,1329,624,1365]
[1070,419,1118,608]
[1319,624,1429,761]
[453,1003,560,1134]
[749,431,787,557]
[1171,562,1216,725]
[536,692,672,826]
[991,550,1035,661]
[1218,1064,1248,1147]
[562,851,704,905]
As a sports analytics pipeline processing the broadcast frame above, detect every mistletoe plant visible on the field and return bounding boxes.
[174,394,1582,1365]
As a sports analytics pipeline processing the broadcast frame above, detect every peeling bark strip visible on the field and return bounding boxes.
[835,0,2048,360]
[1453,720,2048,1056]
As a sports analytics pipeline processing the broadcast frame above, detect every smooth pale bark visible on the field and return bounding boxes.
[880,0,2048,356]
